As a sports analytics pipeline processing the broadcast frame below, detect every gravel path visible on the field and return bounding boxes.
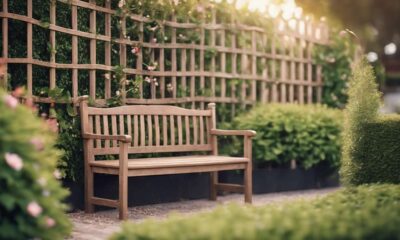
[68,188,339,240]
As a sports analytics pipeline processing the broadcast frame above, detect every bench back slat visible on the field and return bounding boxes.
[81,103,214,156]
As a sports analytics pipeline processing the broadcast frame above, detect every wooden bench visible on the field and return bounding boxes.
[80,99,256,220]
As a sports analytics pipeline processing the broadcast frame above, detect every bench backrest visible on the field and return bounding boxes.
[80,101,217,156]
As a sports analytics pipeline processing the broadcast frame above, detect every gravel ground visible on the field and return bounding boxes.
[68,187,339,240]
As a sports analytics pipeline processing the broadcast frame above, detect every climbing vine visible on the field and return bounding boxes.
[5,0,348,182]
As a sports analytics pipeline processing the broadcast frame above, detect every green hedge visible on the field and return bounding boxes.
[339,60,398,186]
[0,90,71,239]
[111,184,400,240]
[224,104,343,169]
[341,115,400,185]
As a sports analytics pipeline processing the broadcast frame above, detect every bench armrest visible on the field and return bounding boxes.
[210,129,256,138]
[82,133,132,143]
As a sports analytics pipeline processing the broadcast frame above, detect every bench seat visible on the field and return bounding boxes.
[80,100,256,219]
[91,155,249,176]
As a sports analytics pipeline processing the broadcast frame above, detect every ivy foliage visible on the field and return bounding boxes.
[223,104,343,169]
[314,29,357,108]
[111,184,400,240]
[0,90,71,240]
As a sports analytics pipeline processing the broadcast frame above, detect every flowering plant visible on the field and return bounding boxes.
[0,89,71,239]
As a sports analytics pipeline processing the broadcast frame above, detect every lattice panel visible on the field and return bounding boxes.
[0,0,329,109]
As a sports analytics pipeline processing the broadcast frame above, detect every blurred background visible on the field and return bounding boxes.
[234,0,400,112]
[296,0,400,113]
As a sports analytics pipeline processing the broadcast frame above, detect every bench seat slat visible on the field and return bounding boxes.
[90,155,248,169]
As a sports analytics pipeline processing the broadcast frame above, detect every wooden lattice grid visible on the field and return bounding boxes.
[0,0,329,110]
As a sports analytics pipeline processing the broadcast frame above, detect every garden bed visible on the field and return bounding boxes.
[64,164,338,211]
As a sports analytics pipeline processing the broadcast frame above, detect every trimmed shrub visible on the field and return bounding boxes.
[343,115,400,185]
[111,184,400,240]
[0,90,71,239]
[340,59,386,185]
[224,104,343,169]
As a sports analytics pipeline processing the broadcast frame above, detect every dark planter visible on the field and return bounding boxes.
[63,164,339,211]
[219,164,339,194]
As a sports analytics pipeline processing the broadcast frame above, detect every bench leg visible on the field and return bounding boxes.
[244,163,252,204]
[119,174,128,220]
[209,171,218,201]
[84,168,94,213]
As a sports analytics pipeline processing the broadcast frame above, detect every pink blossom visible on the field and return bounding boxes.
[147,65,156,71]
[196,5,205,13]
[37,177,47,187]
[339,30,347,37]
[45,217,56,228]
[46,118,59,133]
[4,153,23,171]
[53,170,62,179]
[118,0,125,8]
[167,83,173,92]
[131,47,140,55]
[3,94,18,109]
[13,87,25,98]
[27,202,42,217]
[144,77,151,83]
[30,137,44,151]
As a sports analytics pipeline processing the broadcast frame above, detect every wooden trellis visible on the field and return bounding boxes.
[0,0,329,109]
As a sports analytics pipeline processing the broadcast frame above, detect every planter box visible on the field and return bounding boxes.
[64,164,339,211]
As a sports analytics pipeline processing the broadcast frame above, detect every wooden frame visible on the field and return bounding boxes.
[80,100,255,220]
[1,0,328,110]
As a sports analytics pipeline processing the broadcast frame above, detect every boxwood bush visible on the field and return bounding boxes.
[0,90,71,239]
[224,104,343,169]
[111,184,400,240]
[342,114,400,185]
[346,115,400,184]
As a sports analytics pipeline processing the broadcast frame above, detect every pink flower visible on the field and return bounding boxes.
[144,77,151,83]
[4,153,23,171]
[27,202,42,217]
[131,47,140,55]
[46,118,59,133]
[118,0,125,8]
[147,65,156,71]
[53,170,62,179]
[339,30,347,37]
[45,217,56,228]
[37,177,47,187]
[12,87,25,98]
[167,83,173,92]
[3,94,18,109]
[30,137,44,151]
[196,4,205,13]
[153,78,159,87]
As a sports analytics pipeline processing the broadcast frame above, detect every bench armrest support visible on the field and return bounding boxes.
[210,129,255,160]
[82,133,132,143]
[210,129,256,138]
